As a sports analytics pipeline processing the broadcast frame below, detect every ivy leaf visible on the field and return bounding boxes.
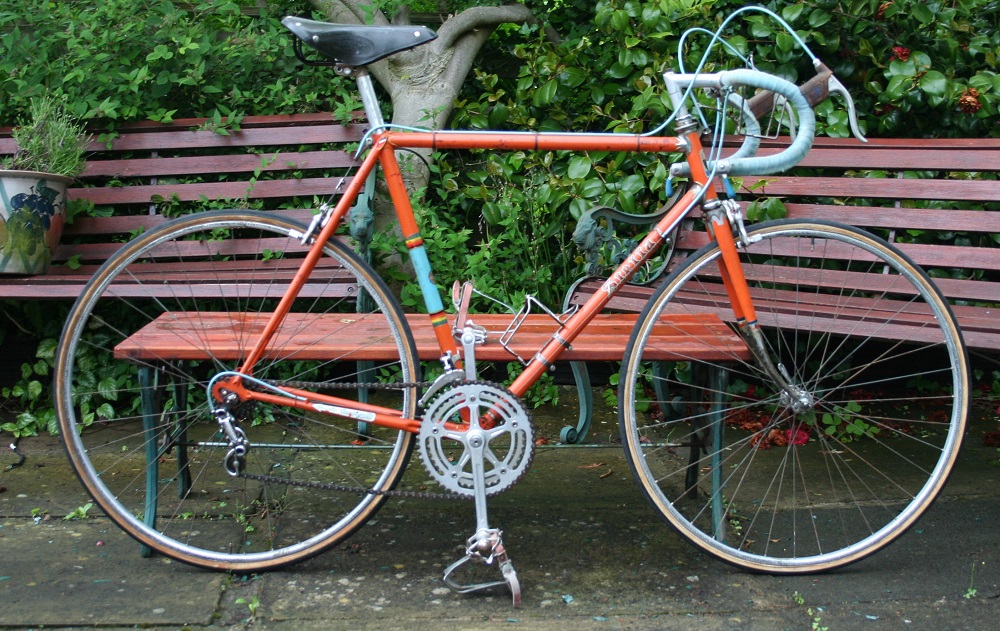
[97,377,119,401]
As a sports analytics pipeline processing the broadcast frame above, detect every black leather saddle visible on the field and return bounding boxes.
[282,16,437,67]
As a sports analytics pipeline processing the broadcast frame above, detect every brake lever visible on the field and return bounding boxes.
[748,60,867,142]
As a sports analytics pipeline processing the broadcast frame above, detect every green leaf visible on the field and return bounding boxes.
[532,79,559,107]
[37,338,57,360]
[616,173,645,196]
[885,75,912,99]
[97,377,118,401]
[781,4,803,23]
[567,156,591,179]
[750,21,773,39]
[776,32,795,53]
[888,59,916,77]
[919,70,947,96]
[807,9,831,28]
[911,3,934,24]
[579,177,605,198]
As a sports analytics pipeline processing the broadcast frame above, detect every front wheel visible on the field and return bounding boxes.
[54,210,419,572]
[620,219,969,572]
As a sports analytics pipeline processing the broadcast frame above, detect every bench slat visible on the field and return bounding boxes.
[752,176,1000,203]
[115,312,750,363]
[70,176,354,206]
[87,123,368,153]
[677,230,1000,278]
[81,150,359,178]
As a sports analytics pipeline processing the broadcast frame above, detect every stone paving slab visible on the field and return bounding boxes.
[1,412,998,630]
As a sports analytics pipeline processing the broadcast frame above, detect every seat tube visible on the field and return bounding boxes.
[379,146,459,357]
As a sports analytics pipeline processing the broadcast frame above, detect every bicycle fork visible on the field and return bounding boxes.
[706,199,815,413]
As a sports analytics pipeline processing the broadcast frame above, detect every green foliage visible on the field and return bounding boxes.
[0,0,347,126]
[434,0,999,368]
[5,95,91,176]
[63,502,94,521]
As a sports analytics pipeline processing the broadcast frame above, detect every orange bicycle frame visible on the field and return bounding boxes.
[226,125,751,428]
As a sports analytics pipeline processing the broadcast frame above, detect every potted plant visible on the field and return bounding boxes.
[1,96,90,274]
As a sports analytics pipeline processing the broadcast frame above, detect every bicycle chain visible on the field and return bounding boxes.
[264,378,430,392]
[245,377,466,501]
[238,470,468,501]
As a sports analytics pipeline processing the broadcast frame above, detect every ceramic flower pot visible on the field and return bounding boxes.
[0,170,71,275]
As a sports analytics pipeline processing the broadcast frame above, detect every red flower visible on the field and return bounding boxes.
[891,46,911,62]
[786,427,810,446]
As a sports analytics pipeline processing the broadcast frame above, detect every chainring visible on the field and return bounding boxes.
[418,381,534,497]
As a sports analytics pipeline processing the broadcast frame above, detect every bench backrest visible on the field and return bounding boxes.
[569,137,1000,350]
[719,137,1000,305]
[1,113,369,297]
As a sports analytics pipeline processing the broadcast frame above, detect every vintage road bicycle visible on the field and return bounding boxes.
[54,11,969,606]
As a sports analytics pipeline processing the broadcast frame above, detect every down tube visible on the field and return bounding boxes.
[507,185,706,398]
[378,141,460,358]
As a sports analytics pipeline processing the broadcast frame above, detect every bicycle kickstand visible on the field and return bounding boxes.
[441,425,522,607]
[443,528,521,608]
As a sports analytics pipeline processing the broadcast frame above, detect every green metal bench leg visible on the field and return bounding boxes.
[351,171,378,438]
[560,360,593,444]
[138,366,159,558]
[707,365,728,543]
[561,360,681,445]
[653,361,687,420]
[172,371,191,497]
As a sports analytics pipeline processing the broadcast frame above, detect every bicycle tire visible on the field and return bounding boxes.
[619,219,969,573]
[54,209,419,571]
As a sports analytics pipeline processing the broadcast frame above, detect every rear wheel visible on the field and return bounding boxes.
[620,219,968,572]
[55,210,419,571]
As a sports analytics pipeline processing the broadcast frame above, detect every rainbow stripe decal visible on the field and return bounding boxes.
[430,312,449,328]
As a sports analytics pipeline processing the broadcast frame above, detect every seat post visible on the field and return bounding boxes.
[355,71,385,132]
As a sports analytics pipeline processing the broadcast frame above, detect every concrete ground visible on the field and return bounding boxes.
[1,393,998,631]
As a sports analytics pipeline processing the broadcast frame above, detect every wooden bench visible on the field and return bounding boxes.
[2,112,746,447]
[115,309,746,449]
[0,112,374,300]
[562,136,1000,442]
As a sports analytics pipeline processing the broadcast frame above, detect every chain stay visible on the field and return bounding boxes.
[238,378,471,499]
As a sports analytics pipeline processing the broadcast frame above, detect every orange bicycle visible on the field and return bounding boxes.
[54,10,968,606]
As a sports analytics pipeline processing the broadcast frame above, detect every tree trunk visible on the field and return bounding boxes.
[307,0,543,197]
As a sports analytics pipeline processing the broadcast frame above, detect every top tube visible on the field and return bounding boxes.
[380,129,686,154]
